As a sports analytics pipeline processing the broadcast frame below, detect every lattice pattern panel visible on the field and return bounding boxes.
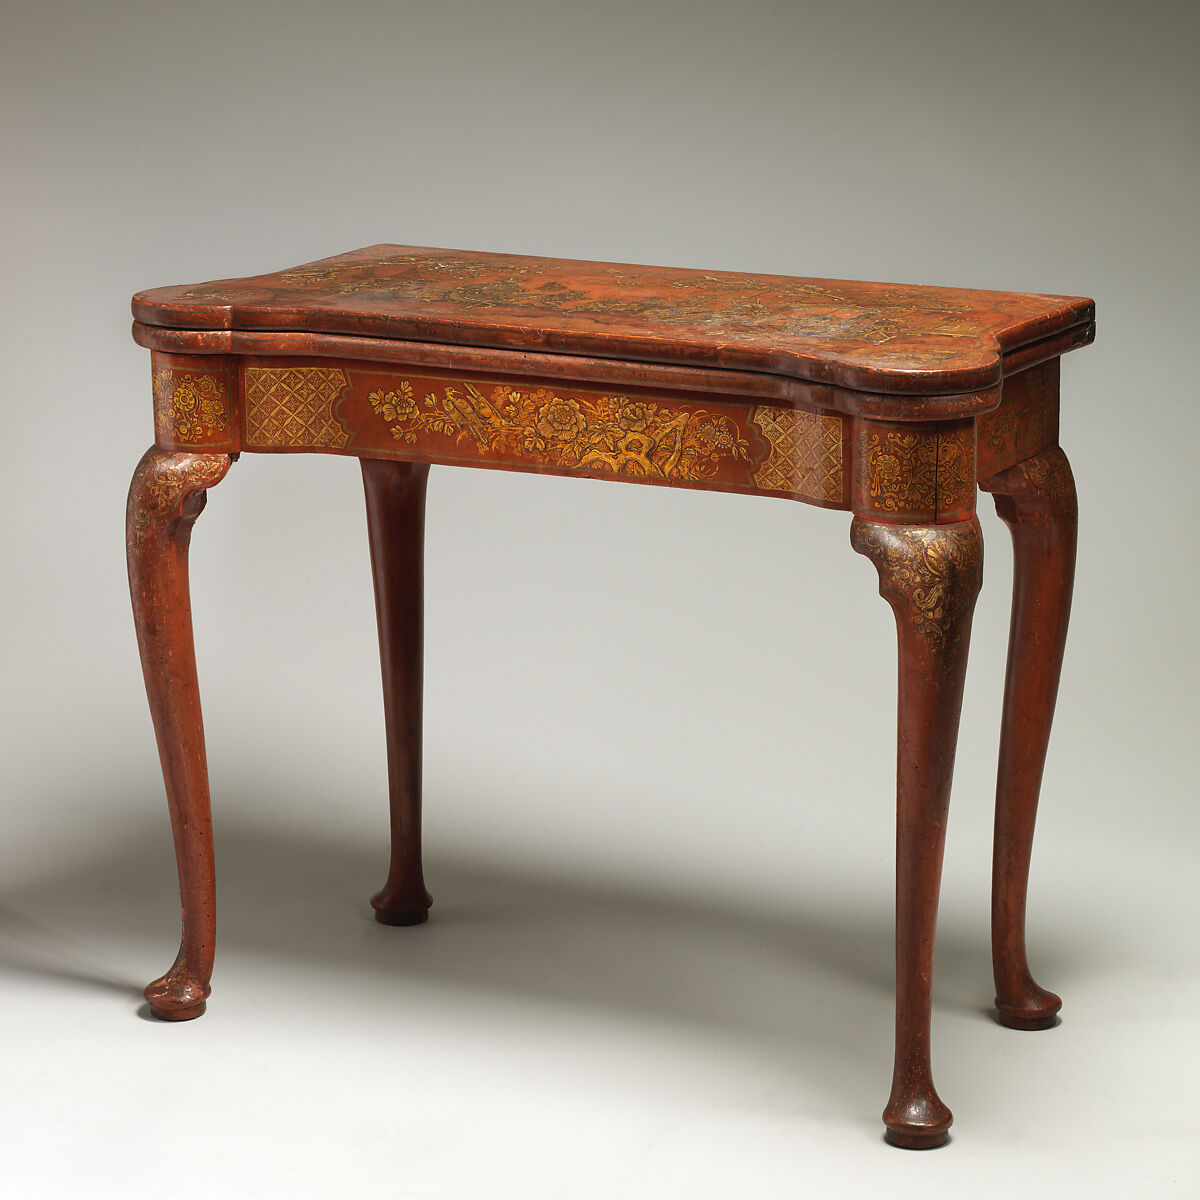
[244,367,350,448]
[751,405,844,503]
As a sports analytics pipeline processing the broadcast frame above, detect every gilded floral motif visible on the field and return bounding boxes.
[859,424,976,518]
[369,379,751,482]
[368,381,421,439]
[851,519,983,650]
[153,370,228,442]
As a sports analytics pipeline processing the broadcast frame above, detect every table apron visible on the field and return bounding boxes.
[147,353,1061,521]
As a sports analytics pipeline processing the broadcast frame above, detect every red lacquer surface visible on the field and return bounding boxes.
[127,245,1091,1150]
[134,244,1094,396]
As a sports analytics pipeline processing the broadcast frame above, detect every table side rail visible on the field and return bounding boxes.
[145,352,1061,522]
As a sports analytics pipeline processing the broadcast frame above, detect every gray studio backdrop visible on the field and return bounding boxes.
[2,2,1197,1197]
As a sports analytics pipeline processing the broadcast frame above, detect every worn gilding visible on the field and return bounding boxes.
[751,406,844,503]
[127,449,232,554]
[138,244,1094,401]
[978,361,1058,476]
[850,518,984,650]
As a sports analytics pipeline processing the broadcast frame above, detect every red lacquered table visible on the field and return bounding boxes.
[127,245,1093,1148]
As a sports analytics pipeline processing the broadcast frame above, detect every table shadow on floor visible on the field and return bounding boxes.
[0,793,1092,1113]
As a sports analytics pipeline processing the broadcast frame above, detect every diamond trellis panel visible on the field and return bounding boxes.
[244,367,350,448]
[751,405,844,503]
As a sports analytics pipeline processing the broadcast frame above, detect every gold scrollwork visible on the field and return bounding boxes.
[862,428,939,514]
[851,519,983,651]
[935,423,977,516]
[859,424,975,518]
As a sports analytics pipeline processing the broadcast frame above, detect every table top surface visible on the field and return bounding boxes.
[133,245,1094,395]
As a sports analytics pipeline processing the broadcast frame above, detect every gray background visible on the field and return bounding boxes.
[2,1,1197,1195]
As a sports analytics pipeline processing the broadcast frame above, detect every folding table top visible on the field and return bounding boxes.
[133,244,1094,397]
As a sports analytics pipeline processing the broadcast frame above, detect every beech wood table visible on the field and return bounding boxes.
[127,245,1093,1148]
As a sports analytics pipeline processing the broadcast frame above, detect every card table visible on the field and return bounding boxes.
[127,245,1093,1148]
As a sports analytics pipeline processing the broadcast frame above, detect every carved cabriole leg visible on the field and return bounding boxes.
[979,446,1077,1030]
[127,447,233,1020]
[361,459,432,926]
[851,517,984,1149]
